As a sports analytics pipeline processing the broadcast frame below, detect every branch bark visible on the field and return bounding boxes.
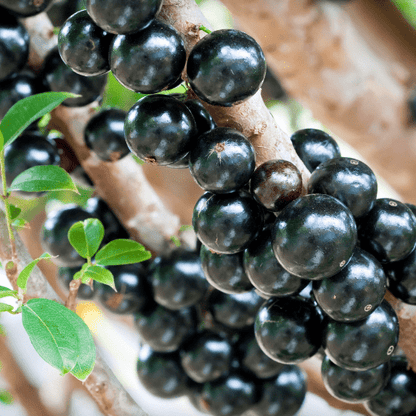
[218,0,416,203]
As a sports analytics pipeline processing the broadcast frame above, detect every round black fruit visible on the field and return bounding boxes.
[134,303,196,353]
[255,296,324,364]
[187,29,266,106]
[110,20,186,93]
[200,244,252,294]
[84,108,129,161]
[184,99,216,137]
[149,249,208,310]
[321,355,391,403]
[323,300,399,371]
[208,289,264,329]
[0,0,54,17]
[313,247,387,322]
[364,356,416,416]
[86,0,163,34]
[179,330,232,383]
[308,157,378,219]
[193,192,263,254]
[58,10,114,76]
[273,194,357,280]
[189,127,256,194]
[0,13,29,82]
[5,132,61,197]
[41,205,93,267]
[42,47,107,107]
[100,264,151,314]
[358,198,416,264]
[124,94,197,165]
[200,369,260,416]
[290,128,341,173]
[137,343,190,399]
[384,246,416,305]
[250,159,303,212]
[251,365,307,416]
[244,227,308,297]
[0,71,45,119]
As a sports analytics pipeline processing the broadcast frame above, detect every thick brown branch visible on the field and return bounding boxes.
[0,333,55,416]
[219,0,416,203]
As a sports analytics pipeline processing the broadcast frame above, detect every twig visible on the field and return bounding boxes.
[65,278,81,311]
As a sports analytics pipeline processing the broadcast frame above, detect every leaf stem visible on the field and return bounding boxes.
[0,148,17,263]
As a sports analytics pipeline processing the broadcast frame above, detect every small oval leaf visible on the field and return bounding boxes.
[17,253,54,291]
[22,299,81,375]
[0,92,78,151]
[8,166,79,194]
[95,239,151,266]
[68,219,104,259]
[11,219,29,230]
[0,390,13,405]
[0,304,14,313]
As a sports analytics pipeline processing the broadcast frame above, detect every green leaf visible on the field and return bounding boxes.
[0,92,78,151]
[0,129,3,150]
[74,265,115,290]
[0,391,13,405]
[0,303,14,313]
[132,154,145,165]
[9,166,79,194]
[17,253,53,290]
[0,286,18,299]
[9,204,21,220]
[22,299,81,376]
[179,224,193,232]
[68,219,104,259]
[11,219,29,230]
[95,239,151,266]
[170,236,181,247]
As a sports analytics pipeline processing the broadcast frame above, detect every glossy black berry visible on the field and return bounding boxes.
[313,247,387,322]
[364,357,416,416]
[41,205,93,267]
[110,20,186,93]
[184,99,216,137]
[290,129,341,173]
[244,227,308,297]
[0,71,45,119]
[149,249,208,310]
[273,194,357,280]
[0,0,54,17]
[384,246,416,305]
[84,108,129,161]
[208,289,263,329]
[308,157,378,219]
[193,192,263,254]
[0,13,29,81]
[85,197,129,243]
[323,300,399,371]
[201,369,260,416]
[5,132,60,197]
[200,244,252,294]
[358,198,416,264]
[86,0,163,34]
[236,327,285,379]
[187,29,266,107]
[251,365,307,416]
[57,267,103,300]
[100,264,151,314]
[179,330,232,383]
[137,343,189,399]
[255,296,324,364]
[250,159,303,212]
[187,382,209,414]
[321,355,391,403]
[134,303,196,353]
[58,10,114,77]
[189,127,256,194]
[42,47,107,107]
[124,94,197,165]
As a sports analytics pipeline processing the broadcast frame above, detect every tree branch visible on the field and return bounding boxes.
[218,0,416,203]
